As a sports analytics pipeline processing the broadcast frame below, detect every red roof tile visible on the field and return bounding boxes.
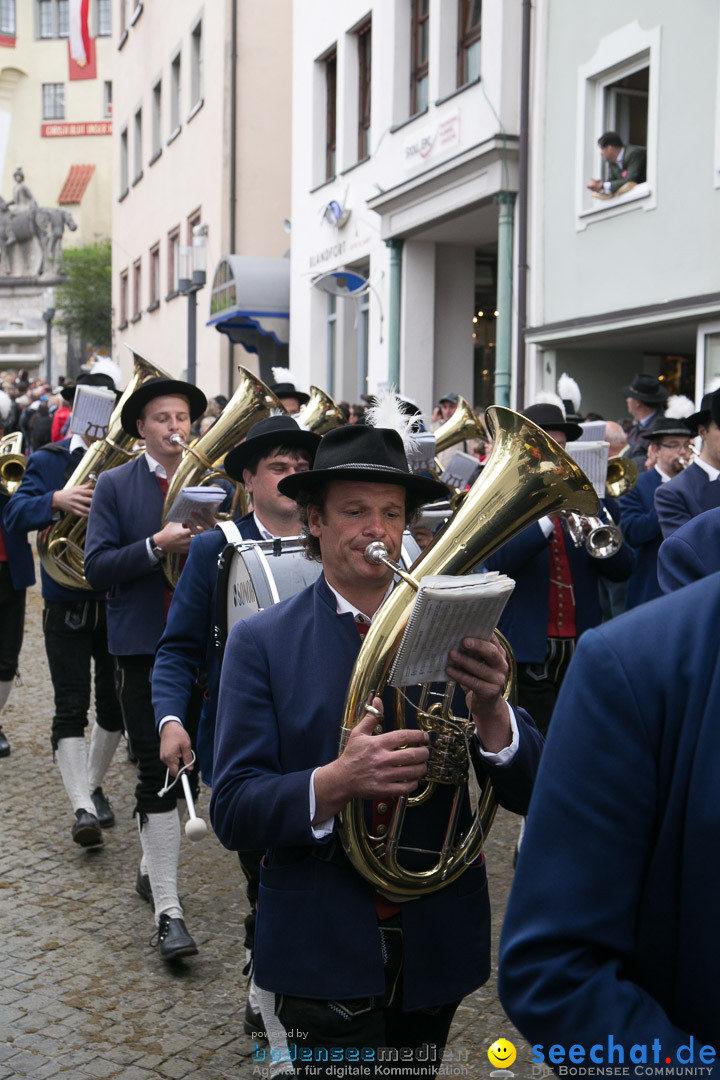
[58,164,95,205]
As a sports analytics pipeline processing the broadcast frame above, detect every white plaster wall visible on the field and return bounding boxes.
[538,1,720,325]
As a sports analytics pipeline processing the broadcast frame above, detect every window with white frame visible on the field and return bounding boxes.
[103,80,112,118]
[57,0,68,37]
[167,226,180,295]
[132,258,142,320]
[0,0,15,35]
[576,22,660,228]
[119,269,128,326]
[457,0,481,87]
[170,51,181,135]
[190,19,203,111]
[149,243,160,308]
[38,0,53,37]
[42,82,65,120]
[151,79,162,158]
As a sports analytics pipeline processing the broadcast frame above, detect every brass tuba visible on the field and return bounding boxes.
[296,385,347,434]
[37,348,171,590]
[161,367,287,587]
[336,406,600,898]
[0,432,26,496]
[432,394,486,458]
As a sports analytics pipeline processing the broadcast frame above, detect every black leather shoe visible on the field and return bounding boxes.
[91,786,115,828]
[71,809,103,847]
[244,998,265,1037]
[155,914,197,960]
[135,868,154,909]
[0,727,9,757]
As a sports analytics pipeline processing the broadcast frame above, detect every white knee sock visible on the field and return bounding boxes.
[0,678,13,716]
[87,724,122,792]
[55,737,94,815]
[138,811,183,922]
[255,985,292,1075]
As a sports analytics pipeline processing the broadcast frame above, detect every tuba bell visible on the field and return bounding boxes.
[295,385,347,434]
[37,348,171,590]
[432,394,486,458]
[336,406,600,898]
[0,432,26,496]
[161,367,287,588]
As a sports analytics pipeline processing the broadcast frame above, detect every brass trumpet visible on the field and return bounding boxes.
[336,406,599,898]
[605,455,638,499]
[559,508,623,559]
[0,432,26,496]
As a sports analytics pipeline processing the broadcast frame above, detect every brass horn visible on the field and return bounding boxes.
[605,455,638,499]
[296,385,347,434]
[0,432,26,496]
[336,406,599,898]
[433,394,485,457]
[161,367,287,588]
[37,348,171,590]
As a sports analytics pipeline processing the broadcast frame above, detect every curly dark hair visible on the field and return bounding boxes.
[295,482,425,562]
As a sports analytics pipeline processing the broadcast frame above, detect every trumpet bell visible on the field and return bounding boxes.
[295,386,347,434]
[0,432,26,496]
[605,455,638,499]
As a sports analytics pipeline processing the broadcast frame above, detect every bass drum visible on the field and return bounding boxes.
[215,531,423,664]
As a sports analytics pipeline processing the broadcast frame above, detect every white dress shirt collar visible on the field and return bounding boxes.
[694,456,720,482]
[144,451,167,478]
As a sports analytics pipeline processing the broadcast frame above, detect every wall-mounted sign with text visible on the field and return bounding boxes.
[41,121,112,138]
[403,111,460,172]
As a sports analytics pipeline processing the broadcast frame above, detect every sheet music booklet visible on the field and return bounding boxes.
[68,384,116,440]
[165,486,227,523]
[388,571,515,687]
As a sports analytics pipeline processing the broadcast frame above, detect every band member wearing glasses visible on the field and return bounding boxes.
[85,377,207,962]
[654,388,720,538]
[209,420,543,1076]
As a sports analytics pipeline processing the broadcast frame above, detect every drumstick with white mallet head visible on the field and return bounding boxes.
[180,771,208,842]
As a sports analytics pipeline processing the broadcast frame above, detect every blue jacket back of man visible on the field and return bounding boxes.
[4,439,103,602]
[654,460,720,538]
[657,505,720,593]
[84,455,168,654]
[152,513,262,780]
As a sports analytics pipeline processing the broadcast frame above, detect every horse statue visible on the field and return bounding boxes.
[0,199,77,278]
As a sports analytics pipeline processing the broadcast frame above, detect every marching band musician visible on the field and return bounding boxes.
[4,370,124,847]
[268,367,310,416]
[210,418,543,1076]
[654,387,720,538]
[84,376,207,962]
[154,414,320,1032]
[484,402,633,736]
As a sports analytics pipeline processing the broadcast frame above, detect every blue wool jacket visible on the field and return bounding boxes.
[617,468,664,610]
[0,491,35,590]
[152,513,262,780]
[654,460,720,538]
[657,505,720,593]
[84,455,169,655]
[4,439,102,601]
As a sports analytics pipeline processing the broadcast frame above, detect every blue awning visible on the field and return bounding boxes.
[207,255,289,353]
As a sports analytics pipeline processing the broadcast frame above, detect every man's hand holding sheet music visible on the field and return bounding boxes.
[446,635,513,754]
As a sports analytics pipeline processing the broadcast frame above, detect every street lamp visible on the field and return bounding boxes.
[42,287,56,385]
[178,223,208,386]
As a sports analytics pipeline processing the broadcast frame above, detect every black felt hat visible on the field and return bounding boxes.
[620,374,669,406]
[687,390,720,435]
[639,417,693,442]
[277,423,449,502]
[61,371,117,403]
[223,415,321,482]
[523,403,583,442]
[120,377,207,436]
[269,380,310,407]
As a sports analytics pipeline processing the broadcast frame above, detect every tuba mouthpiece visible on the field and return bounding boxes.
[364,542,389,565]
[170,434,185,446]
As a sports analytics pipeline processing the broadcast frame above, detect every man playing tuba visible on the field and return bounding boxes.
[210,417,543,1075]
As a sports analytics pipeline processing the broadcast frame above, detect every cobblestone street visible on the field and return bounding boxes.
[0,568,539,1080]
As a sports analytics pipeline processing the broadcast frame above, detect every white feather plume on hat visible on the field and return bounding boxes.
[0,389,11,425]
[530,390,566,416]
[90,356,122,390]
[364,390,422,456]
[664,394,695,419]
[271,366,294,384]
[558,373,581,414]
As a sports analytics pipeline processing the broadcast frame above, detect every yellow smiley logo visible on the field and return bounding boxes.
[488,1039,517,1069]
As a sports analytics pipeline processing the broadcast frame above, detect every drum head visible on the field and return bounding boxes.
[215,538,321,657]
